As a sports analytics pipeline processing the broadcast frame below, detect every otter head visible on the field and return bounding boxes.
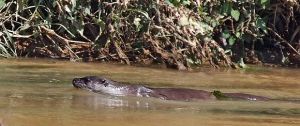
[72,76,110,92]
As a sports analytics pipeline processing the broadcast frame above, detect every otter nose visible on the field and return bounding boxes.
[72,78,82,88]
[72,78,79,84]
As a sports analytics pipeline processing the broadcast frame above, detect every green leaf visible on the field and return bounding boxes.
[0,0,5,9]
[64,5,71,13]
[222,30,231,39]
[235,32,241,38]
[220,2,231,16]
[231,9,240,21]
[198,6,203,15]
[256,17,267,34]
[260,0,268,4]
[165,0,173,6]
[260,0,269,6]
[259,0,270,9]
[0,0,4,9]
[228,36,236,46]
[19,23,31,31]
[186,58,195,64]
[84,7,91,15]
[182,0,191,6]
[238,58,247,68]
[71,0,76,11]
[134,18,142,31]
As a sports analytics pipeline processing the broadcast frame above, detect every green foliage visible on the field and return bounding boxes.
[0,0,99,58]
[196,0,271,65]
[0,0,297,68]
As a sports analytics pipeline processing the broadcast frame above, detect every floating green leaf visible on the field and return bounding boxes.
[213,91,229,100]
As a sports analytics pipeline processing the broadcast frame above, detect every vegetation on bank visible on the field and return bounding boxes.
[0,0,299,70]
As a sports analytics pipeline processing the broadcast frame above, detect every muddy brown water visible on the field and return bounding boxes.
[0,59,299,126]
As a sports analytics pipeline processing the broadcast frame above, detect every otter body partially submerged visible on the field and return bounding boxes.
[73,76,151,97]
[73,76,270,101]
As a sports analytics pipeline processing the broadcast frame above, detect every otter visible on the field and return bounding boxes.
[72,76,270,101]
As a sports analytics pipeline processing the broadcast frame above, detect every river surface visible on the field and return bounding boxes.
[0,59,299,126]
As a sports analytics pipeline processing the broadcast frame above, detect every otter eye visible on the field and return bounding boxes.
[101,79,108,87]
[83,78,89,83]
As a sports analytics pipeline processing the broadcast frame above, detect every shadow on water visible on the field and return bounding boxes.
[210,107,300,117]
[7,64,59,69]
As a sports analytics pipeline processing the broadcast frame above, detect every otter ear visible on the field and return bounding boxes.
[101,79,108,87]
[104,82,108,87]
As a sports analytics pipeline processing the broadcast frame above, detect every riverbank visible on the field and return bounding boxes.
[1,1,300,70]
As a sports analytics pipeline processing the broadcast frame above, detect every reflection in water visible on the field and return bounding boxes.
[70,94,156,110]
[210,107,300,117]
[0,59,300,126]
